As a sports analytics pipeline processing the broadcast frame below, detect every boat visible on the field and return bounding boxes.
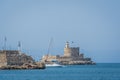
[46,63,63,67]
[45,60,63,67]
[43,38,64,67]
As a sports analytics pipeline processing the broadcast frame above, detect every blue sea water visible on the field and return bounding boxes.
[0,63,120,80]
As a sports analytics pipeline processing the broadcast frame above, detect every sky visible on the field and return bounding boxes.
[0,0,120,63]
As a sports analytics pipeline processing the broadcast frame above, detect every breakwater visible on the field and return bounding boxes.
[0,63,45,70]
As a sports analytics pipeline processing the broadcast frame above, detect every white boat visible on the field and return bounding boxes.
[46,63,63,67]
[45,60,64,67]
[44,39,64,67]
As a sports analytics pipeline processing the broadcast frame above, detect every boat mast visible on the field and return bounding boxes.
[46,38,53,61]
[47,38,53,55]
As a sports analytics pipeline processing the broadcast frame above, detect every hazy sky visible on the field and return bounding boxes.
[0,0,120,63]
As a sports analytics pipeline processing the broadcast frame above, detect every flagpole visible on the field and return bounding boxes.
[4,37,7,50]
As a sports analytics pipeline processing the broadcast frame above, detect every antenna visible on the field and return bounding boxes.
[18,41,21,51]
[4,37,7,50]
[18,41,22,55]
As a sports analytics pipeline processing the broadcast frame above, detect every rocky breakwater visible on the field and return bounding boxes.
[0,62,45,70]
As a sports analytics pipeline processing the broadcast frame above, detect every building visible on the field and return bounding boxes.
[64,42,79,57]
[0,50,35,67]
[41,41,94,65]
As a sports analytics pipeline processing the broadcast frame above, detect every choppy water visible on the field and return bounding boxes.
[0,63,120,80]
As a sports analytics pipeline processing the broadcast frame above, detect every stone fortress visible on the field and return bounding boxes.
[0,50,35,67]
[0,50,45,69]
[0,40,94,69]
[0,40,45,69]
[42,42,94,65]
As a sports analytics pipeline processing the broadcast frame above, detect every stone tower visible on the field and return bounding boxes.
[64,42,79,57]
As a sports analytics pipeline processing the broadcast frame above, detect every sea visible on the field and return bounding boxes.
[0,63,120,80]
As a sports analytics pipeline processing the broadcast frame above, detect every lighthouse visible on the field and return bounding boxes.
[65,41,69,48]
[64,41,79,57]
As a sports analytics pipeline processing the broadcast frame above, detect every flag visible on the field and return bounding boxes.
[72,41,74,43]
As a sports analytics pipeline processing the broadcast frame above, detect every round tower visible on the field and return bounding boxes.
[65,41,69,48]
[64,42,71,57]
[64,41,79,57]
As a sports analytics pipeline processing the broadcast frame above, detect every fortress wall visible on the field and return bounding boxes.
[0,51,7,67]
[70,47,79,57]
[0,50,35,66]
[64,47,79,57]
[6,50,21,65]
